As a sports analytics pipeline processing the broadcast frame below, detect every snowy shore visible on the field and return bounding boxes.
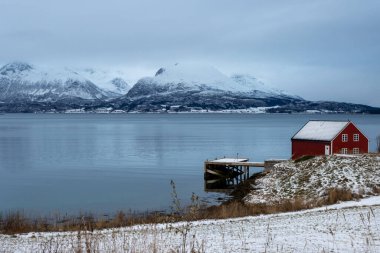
[1,196,380,252]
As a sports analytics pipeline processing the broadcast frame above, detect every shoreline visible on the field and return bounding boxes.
[1,169,371,236]
[2,196,380,252]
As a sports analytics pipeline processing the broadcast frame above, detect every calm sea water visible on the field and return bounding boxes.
[0,113,379,215]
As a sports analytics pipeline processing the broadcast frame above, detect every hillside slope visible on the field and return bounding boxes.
[245,154,380,204]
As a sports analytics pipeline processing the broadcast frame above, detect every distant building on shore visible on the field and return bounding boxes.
[291,120,369,160]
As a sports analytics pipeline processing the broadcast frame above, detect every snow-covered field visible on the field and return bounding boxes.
[1,197,380,253]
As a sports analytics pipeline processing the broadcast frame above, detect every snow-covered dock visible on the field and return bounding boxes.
[204,157,286,178]
[204,157,286,192]
[204,157,263,179]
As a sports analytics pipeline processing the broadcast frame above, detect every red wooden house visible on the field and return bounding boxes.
[291,120,368,160]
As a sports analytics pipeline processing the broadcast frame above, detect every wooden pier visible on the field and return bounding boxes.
[204,158,264,180]
[204,157,285,192]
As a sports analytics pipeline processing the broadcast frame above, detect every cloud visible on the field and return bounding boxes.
[0,0,379,106]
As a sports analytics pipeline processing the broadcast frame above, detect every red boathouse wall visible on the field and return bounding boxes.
[331,122,369,154]
[291,140,330,160]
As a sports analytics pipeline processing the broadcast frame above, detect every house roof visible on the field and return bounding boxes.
[292,120,350,141]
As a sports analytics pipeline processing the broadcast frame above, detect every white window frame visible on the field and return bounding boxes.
[353,134,359,142]
[341,148,348,154]
[342,134,348,142]
[353,148,359,154]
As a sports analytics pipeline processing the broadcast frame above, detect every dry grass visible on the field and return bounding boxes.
[0,188,360,235]
[2,205,379,253]
[0,168,374,236]
[326,188,356,205]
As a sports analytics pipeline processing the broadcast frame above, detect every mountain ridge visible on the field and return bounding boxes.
[0,61,379,114]
[0,62,131,103]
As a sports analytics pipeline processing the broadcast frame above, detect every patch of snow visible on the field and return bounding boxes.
[64,109,86,113]
[210,158,248,163]
[306,109,322,114]
[176,106,280,114]
[245,154,380,205]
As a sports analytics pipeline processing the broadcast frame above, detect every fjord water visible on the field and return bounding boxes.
[1,113,379,214]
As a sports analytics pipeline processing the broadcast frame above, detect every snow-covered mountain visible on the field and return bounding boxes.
[128,63,297,98]
[122,63,302,111]
[1,62,378,113]
[0,62,113,102]
[78,68,131,95]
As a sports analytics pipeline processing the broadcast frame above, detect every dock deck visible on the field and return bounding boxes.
[204,158,264,179]
[204,157,265,192]
[204,157,287,192]
[205,158,265,167]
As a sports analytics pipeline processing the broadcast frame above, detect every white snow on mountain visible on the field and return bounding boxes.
[154,63,235,90]
[0,62,112,101]
[78,68,131,95]
[0,62,88,84]
[0,62,134,101]
[0,62,300,103]
[231,74,299,98]
[144,63,300,98]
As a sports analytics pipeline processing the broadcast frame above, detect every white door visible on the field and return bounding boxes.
[325,145,330,155]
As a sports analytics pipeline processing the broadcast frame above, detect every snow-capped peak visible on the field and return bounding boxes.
[0,62,112,101]
[0,62,89,84]
[78,68,131,94]
[0,62,131,99]
[153,63,234,91]
[145,63,298,97]
[0,62,33,75]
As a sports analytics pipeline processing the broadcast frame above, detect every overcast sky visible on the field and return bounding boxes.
[1,0,379,106]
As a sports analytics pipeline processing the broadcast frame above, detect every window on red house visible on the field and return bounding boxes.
[341,148,348,154]
[353,134,359,141]
[353,148,359,154]
[342,134,348,142]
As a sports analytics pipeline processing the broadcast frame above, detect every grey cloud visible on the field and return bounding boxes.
[0,0,379,106]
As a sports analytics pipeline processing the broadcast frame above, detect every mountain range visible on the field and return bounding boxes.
[0,62,379,113]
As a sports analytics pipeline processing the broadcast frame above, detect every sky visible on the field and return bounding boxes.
[0,0,379,106]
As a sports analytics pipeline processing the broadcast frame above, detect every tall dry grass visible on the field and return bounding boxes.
[0,185,362,236]
[1,205,378,253]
